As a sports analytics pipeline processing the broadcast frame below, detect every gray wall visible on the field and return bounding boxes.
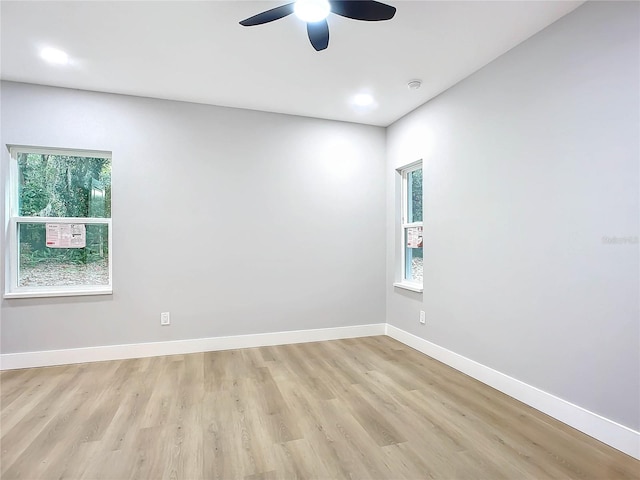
[386,1,639,430]
[0,82,387,353]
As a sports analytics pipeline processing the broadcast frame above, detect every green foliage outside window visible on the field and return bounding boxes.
[410,168,423,259]
[18,153,111,267]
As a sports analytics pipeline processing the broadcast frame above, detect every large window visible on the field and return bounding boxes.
[5,146,112,298]
[395,161,423,292]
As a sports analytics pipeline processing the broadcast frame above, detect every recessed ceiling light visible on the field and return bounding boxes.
[40,47,69,65]
[294,0,331,23]
[352,93,375,107]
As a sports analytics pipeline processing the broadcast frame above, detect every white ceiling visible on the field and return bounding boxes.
[1,1,583,126]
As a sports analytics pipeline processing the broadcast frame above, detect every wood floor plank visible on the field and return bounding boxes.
[1,336,638,479]
[1,369,88,477]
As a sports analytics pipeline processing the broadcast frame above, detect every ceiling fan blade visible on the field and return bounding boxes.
[330,0,396,21]
[307,20,329,51]
[240,3,295,26]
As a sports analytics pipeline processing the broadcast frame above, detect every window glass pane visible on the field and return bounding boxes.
[18,223,109,287]
[406,168,423,223]
[17,153,111,218]
[404,226,423,283]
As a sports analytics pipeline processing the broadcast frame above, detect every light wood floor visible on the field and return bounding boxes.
[1,336,638,479]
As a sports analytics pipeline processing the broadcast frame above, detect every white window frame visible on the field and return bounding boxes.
[394,160,423,293]
[5,146,113,299]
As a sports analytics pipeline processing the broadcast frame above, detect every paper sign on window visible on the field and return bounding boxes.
[407,226,423,248]
[46,223,86,249]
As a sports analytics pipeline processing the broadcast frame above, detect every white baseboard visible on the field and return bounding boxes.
[0,323,386,371]
[385,324,640,460]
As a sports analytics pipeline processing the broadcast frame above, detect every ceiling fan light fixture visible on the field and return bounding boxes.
[240,0,396,51]
[294,0,331,23]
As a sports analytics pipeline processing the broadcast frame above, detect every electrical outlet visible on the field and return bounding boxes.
[160,312,171,326]
[419,311,426,325]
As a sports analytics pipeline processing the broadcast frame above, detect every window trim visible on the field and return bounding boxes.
[5,146,113,299]
[395,160,423,293]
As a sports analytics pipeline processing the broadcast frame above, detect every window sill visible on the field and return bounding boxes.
[393,282,423,293]
[4,288,112,299]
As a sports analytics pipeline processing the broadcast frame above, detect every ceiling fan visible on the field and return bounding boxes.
[239,0,396,52]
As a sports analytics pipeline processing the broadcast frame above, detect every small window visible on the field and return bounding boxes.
[395,161,423,292]
[5,146,112,298]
